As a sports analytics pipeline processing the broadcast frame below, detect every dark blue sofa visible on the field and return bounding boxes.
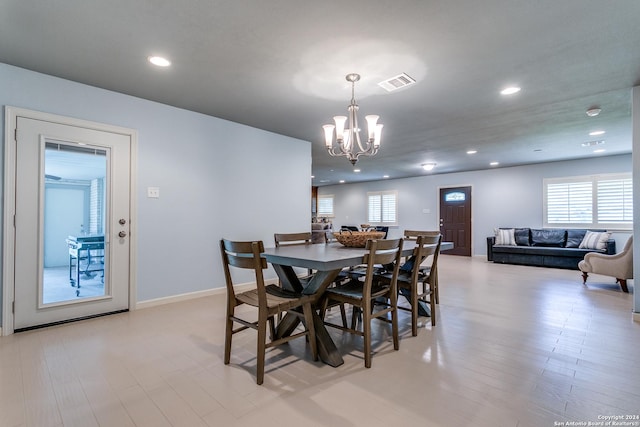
[487,228,616,270]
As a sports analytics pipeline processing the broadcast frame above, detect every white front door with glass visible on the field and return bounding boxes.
[10,113,133,331]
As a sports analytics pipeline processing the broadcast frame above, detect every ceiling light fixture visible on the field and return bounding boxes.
[586,107,601,117]
[466,150,477,154]
[323,73,383,165]
[148,56,171,67]
[422,163,436,171]
[500,86,521,95]
[490,161,500,166]
[589,130,606,136]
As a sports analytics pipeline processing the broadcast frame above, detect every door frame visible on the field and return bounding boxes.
[2,107,138,335]
[437,184,473,256]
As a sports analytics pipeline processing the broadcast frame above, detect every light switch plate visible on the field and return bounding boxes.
[147,187,160,198]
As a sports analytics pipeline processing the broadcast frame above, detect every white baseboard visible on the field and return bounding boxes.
[135,279,277,310]
[136,287,224,310]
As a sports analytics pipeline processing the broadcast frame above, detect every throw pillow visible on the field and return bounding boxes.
[495,228,516,246]
[514,228,531,246]
[579,231,611,250]
[565,229,587,248]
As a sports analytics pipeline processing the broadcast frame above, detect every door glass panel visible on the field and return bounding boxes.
[444,191,466,202]
[42,141,108,305]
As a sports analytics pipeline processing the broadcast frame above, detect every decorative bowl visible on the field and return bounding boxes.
[333,230,386,248]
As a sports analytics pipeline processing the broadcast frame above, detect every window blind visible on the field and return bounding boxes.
[317,195,334,217]
[544,173,632,229]
[367,191,398,225]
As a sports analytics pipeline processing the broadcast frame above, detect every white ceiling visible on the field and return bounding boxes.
[2,0,639,186]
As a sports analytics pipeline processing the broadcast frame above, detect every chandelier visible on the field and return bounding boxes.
[323,73,383,165]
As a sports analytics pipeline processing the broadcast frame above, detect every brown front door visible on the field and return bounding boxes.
[439,186,472,256]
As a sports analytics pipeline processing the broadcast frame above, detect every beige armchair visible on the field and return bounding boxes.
[578,236,633,292]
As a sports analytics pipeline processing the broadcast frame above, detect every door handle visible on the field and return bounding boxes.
[118,231,127,238]
[119,218,126,225]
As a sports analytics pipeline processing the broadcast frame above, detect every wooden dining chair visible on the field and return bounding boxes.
[320,238,403,368]
[403,230,442,303]
[220,239,318,385]
[274,232,314,285]
[379,234,441,335]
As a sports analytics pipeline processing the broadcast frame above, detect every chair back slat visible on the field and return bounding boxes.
[220,239,267,303]
[404,230,440,242]
[274,232,312,247]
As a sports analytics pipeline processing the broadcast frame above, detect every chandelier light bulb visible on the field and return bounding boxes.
[333,116,347,142]
[323,125,335,147]
[365,115,379,140]
[373,124,383,147]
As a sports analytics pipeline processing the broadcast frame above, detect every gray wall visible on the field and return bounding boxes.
[1,63,311,324]
[319,154,633,255]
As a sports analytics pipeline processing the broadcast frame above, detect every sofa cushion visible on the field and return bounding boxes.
[514,228,531,246]
[531,229,565,247]
[579,231,611,250]
[494,228,516,245]
[565,229,587,248]
[492,245,602,257]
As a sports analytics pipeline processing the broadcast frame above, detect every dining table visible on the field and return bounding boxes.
[262,240,453,367]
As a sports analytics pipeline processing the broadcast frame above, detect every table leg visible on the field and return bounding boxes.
[272,267,344,367]
[311,310,344,367]
[399,288,431,316]
[271,264,303,292]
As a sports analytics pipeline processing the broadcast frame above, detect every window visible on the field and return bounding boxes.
[317,194,334,217]
[367,190,398,225]
[543,173,632,229]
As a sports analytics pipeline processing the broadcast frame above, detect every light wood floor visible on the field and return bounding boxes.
[1,256,638,427]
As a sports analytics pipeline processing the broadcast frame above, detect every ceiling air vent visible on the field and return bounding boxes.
[581,140,605,147]
[378,73,416,92]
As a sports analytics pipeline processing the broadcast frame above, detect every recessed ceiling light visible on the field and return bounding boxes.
[339,180,345,183]
[148,56,171,67]
[383,175,390,179]
[466,150,477,154]
[589,130,606,136]
[353,169,361,173]
[422,163,436,171]
[500,86,521,95]
[490,161,500,166]
[593,149,606,154]
[586,107,601,117]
